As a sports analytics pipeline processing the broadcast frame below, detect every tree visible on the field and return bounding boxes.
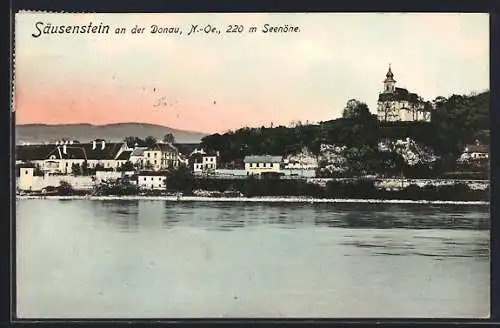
[80,160,89,176]
[34,164,44,176]
[163,133,175,144]
[144,136,157,148]
[377,151,405,177]
[342,146,377,176]
[134,160,145,171]
[342,99,371,120]
[71,163,81,176]
[124,136,146,148]
[166,164,194,193]
[58,180,73,196]
[118,161,135,172]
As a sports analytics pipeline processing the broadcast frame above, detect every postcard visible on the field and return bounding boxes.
[14,12,490,319]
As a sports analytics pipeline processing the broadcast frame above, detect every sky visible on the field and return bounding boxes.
[14,12,489,134]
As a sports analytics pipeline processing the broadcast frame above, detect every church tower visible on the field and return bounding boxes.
[383,64,396,93]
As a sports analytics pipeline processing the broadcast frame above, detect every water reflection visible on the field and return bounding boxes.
[16,199,490,318]
[339,232,489,259]
[80,200,490,232]
[86,200,140,233]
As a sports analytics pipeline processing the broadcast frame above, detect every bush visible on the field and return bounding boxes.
[57,180,74,196]
[93,179,140,196]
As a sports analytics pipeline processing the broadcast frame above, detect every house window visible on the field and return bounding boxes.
[154,160,157,164]
[66,162,68,167]
[25,170,28,175]
[147,153,150,157]
[154,153,157,157]
[151,177,153,181]
[143,177,146,181]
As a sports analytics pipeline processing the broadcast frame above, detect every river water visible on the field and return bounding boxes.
[16,199,490,319]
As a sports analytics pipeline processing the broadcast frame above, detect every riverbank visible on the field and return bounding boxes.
[16,195,489,205]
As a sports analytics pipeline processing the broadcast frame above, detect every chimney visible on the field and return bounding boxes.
[63,144,67,154]
[70,140,74,145]
[92,141,96,150]
[101,141,105,150]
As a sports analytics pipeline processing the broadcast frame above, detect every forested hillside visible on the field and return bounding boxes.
[200,91,489,176]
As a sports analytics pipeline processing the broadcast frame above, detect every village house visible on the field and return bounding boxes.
[45,144,87,174]
[115,150,133,168]
[16,143,59,168]
[456,141,489,177]
[190,149,219,174]
[143,142,180,171]
[83,140,129,169]
[15,139,130,174]
[128,147,148,168]
[458,141,489,162]
[136,171,168,190]
[244,155,282,175]
[377,65,431,122]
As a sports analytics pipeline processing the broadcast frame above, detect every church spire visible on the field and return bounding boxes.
[383,64,396,93]
[386,63,394,78]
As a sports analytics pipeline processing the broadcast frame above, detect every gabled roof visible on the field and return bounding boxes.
[244,155,282,163]
[465,144,489,153]
[116,150,132,160]
[174,143,200,156]
[80,142,124,160]
[148,142,178,153]
[43,142,125,160]
[131,147,147,156]
[190,153,204,163]
[16,144,58,162]
[378,87,421,104]
[189,150,218,157]
[47,146,87,160]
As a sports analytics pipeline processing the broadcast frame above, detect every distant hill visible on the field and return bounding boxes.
[16,123,207,144]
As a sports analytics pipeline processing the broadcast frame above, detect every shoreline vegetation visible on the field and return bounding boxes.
[16,195,488,206]
[18,178,489,203]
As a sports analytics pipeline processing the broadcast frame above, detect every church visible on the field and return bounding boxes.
[376,65,431,122]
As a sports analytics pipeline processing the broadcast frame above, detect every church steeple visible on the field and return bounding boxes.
[383,64,396,93]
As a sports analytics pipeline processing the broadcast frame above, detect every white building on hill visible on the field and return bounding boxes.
[376,65,431,122]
